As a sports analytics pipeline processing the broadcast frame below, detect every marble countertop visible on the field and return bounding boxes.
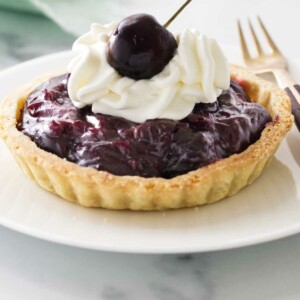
[1,2,300,299]
[2,225,300,300]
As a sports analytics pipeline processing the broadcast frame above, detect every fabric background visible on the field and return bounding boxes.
[0,0,134,35]
[0,0,181,36]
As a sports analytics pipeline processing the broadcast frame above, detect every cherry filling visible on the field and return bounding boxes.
[17,74,272,178]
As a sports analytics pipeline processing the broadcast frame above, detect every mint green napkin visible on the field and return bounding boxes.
[0,0,40,14]
[0,0,176,37]
[0,0,128,35]
[31,0,126,35]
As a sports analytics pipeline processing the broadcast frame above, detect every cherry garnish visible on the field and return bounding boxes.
[107,14,178,80]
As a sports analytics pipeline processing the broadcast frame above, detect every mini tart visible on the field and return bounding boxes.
[0,66,293,210]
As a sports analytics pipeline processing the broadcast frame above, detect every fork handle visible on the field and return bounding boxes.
[272,69,300,130]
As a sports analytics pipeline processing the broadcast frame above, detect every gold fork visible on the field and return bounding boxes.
[237,16,300,129]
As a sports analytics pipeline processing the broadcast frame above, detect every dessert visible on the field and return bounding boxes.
[17,75,271,179]
[0,12,293,210]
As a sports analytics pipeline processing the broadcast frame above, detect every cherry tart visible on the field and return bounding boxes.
[0,66,293,210]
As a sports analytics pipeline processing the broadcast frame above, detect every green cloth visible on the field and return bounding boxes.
[0,0,40,14]
[0,0,128,36]
[0,0,166,37]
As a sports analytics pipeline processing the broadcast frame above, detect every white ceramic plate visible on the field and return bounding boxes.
[1,48,300,254]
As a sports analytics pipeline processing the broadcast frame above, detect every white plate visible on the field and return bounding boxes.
[1,48,300,254]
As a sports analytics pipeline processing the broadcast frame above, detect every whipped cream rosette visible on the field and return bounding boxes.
[68,23,230,123]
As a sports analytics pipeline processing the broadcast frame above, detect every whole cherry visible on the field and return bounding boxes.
[106,14,177,80]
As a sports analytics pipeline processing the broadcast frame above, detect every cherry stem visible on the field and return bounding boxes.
[163,0,192,28]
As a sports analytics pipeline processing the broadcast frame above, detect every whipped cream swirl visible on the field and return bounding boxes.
[68,23,230,123]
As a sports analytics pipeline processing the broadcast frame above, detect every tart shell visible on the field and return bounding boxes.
[0,66,293,210]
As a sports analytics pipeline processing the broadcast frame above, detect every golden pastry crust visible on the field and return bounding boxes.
[0,66,293,210]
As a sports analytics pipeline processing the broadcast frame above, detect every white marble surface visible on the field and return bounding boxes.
[2,1,300,299]
[2,225,300,300]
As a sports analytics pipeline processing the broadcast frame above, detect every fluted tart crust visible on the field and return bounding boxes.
[0,66,293,210]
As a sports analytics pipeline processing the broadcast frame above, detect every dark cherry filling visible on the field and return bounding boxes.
[17,74,272,178]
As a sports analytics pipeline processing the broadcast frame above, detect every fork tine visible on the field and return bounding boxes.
[248,18,263,55]
[257,16,281,54]
[237,20,251,61]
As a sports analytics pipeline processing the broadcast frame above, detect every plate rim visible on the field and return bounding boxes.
[2,215,300,254]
